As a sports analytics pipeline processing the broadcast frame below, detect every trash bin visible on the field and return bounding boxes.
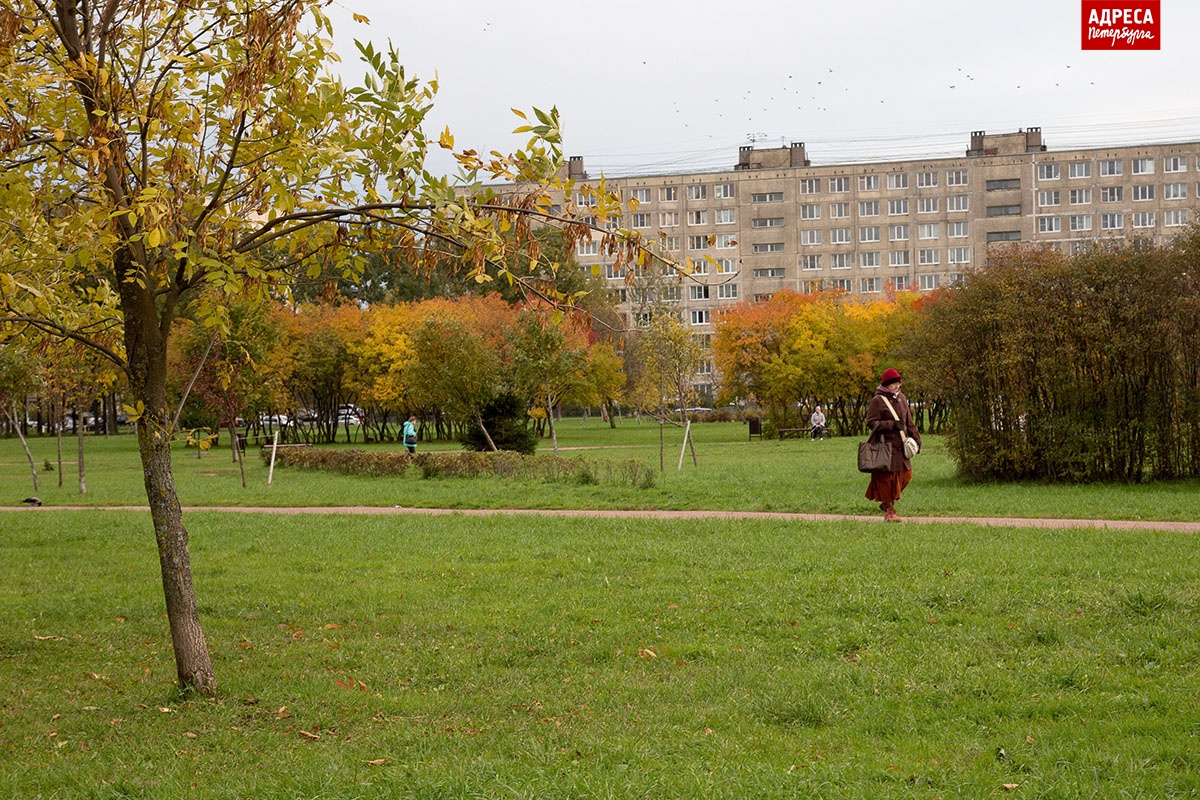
[748,418,763,440]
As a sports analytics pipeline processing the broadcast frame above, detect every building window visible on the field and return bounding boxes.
[948,221,968,238]
[1069,188,1092,205]
[860,226,881,243]
[831,253,852,269]
[631,212,652,228]
[716,233,737,249]
[917,171,938,188]
[890,250,911,267]
[1165,209,1188,227]
[753,267,786,278]
[689,285,709,300]
[801,203,821,220]
[1164,183,1187,200]
[987,205,1022,217]
[829,176,850,192]
[604,263,624,280]
[576,190,597,207]
[1132,185,1155,201]
[830,228,852,244]
[1069,162,1092,179]
[799,178,819,194]
[752,217,785,228]
[830,202,850,218]
[687,210,708,225]
[918,223,939,240]
[659,211,679,228]
[833,278,853,292]
[1163,156,1187,173]
[1069,214,1093,231]
[917,197,939,214]
[753,242,785,253]
[893,275,910,290]
[986,231,1021,242]
[859,175,879,191]
[661,236,680,252]
[947,195,969,212]
[751,191,784,203]
[949,246,971,264]
[918,248,940,265]
[860,251,880,268]
[1038,216,1061,233]
[919,274,941,291]
[690,309,710,325]
[629,188,651,203]
[859,201,879,217]
[577,241,598,256]
[1100,186,1123,202]
[688,235,710,250]
[1038,190,1060,207]
[801,255,822,270]
[717,283,739,300]
[888,199,909,215]
[660,187,677,201]
[715,182,736,199]
[687,185,707,200]
[887,173,909,190]
[1100,160,1122,176]
[801,230,822,246]
[861,277,882,293]
[1131,158,1154,175]
[986,178,1021,191]
[716,258,737,274]
[946,169,969,186]
[1038,164,1061,180]
[716,208,736,224]
[1132,211,1155,228]
[1101,213,1124,230]
[889,224,909,241]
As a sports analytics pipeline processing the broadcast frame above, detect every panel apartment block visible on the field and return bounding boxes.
[568,128,1200,336]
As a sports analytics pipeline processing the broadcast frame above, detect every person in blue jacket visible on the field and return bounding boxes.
[402,415,418,454]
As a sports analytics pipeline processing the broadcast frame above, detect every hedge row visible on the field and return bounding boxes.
[261,446,657,488]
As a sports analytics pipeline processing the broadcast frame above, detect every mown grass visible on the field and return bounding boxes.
[1,510,1198,798]
[3,418,1200,521]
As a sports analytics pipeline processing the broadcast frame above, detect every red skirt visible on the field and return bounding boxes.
[865,469,912,504]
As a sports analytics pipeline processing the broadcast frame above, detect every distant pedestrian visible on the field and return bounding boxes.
[864,368,921,522]
[810,405,827,440]
[403,415,418,455]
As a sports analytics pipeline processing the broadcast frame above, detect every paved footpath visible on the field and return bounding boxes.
[8,505,1200,533]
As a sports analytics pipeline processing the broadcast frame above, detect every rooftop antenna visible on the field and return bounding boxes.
[746,132,767,144]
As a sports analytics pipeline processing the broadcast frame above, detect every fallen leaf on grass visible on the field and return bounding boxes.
[364,759,390,766]
[298,730,320,740]
[1002,784,1020,791]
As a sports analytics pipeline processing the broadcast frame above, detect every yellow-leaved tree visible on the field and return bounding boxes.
[0,0,649,695]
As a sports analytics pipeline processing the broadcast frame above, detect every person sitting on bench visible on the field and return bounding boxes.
[810,405,827,440]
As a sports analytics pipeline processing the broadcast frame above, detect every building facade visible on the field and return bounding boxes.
[570,127,1200,342]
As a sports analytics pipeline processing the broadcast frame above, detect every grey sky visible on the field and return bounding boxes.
[324,0,1197,177]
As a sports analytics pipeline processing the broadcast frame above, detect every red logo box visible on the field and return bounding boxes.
[1081,1,1160,50]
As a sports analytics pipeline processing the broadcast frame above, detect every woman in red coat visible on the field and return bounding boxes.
[864,368,922,521]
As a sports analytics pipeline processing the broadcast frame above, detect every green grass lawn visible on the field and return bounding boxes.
[1,509,1197,798]
[3,419,1199,797]
[3,417,1199,521]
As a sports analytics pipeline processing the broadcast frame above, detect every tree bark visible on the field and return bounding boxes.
[119,250,216,697]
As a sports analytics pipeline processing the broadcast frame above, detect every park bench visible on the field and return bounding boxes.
[777,427,812,439]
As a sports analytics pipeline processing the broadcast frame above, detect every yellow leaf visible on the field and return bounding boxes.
[146,227,162,248]
[438,127,454,150]
[53,129,65,142]
[352,13,370,23]
[365,759,390,766]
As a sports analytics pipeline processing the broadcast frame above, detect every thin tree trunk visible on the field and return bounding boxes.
[76,411,86,494]
[55,398,63,488]
[4,406,39,492]
[475,411,498,452]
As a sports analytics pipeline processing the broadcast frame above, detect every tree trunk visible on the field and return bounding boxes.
[76,412,86,494]
[4,406,39,492]
[119,249,216,696]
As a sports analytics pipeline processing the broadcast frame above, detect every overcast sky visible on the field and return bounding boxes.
[322,0,1199,178]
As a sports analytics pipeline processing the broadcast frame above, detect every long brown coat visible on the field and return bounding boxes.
[864,386,922,473]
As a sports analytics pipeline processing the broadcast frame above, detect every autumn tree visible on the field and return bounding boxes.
[0,0,649,695]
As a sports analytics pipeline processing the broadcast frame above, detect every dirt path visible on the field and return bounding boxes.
[7,504,1200,533]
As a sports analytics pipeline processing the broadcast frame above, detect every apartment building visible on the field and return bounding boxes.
[569,128,1200,339]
